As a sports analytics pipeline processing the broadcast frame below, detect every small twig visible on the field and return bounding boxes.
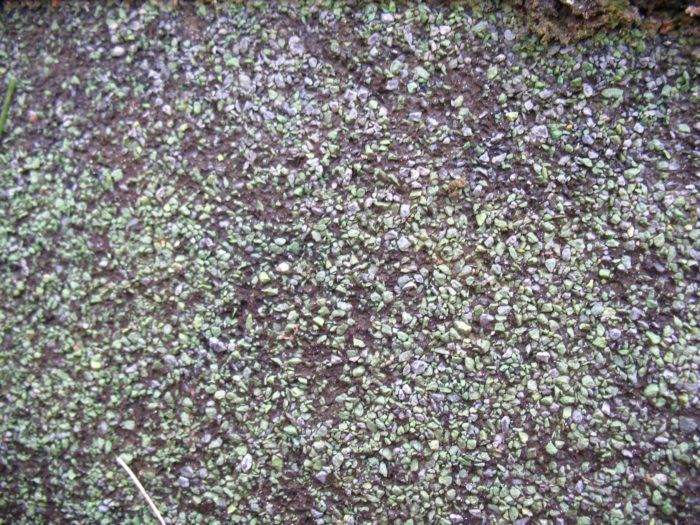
[279,324,299,341]
[0,77,17,137]
[116,455,167,525]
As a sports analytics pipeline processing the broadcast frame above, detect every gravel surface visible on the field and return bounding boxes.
[0,2,699,524]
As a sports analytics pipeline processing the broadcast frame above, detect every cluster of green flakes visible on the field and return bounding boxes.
[0,2,698,524]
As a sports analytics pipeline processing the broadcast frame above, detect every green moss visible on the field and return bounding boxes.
[526,0,642,43]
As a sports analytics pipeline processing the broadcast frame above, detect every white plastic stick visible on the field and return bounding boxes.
[116,455,167,525]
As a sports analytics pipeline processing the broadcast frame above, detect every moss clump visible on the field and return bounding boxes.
[519,0,689,43]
